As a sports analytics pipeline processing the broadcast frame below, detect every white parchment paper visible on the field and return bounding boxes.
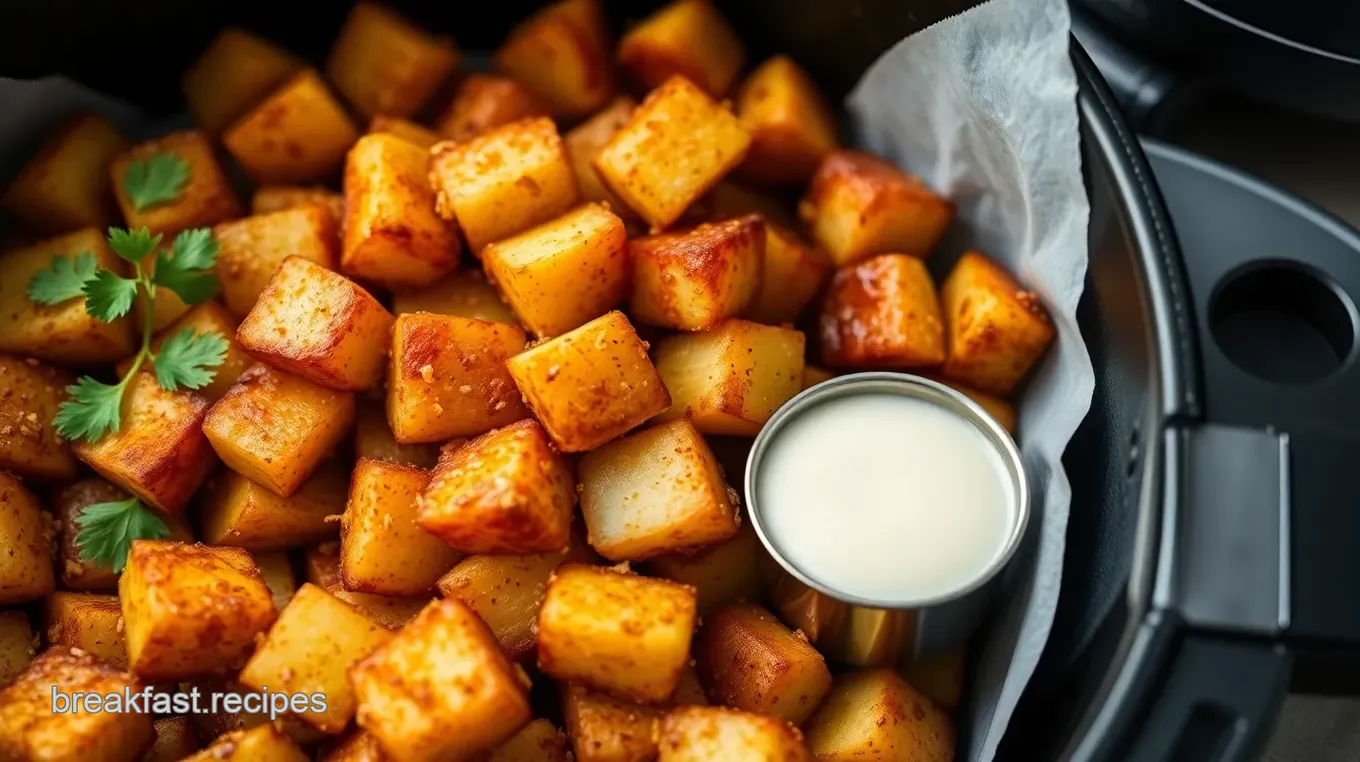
[847,0,1094,758]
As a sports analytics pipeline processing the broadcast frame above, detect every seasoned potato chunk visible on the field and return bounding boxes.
[224,70,361,185]
[484,203,629,336]
[538,564,697,703]
[145,716,202,762]
[657,706,809,761]
[804,669,954,761]
[924,374,1017,434]
[819,253,946,369]
[342,133,461,289]
[940,251,1056,395]
[495,0,614,117]
[0,474,52,607]
[429,117,579,252]
[904,648,967,715]
[54,479,193,593]
[0,611,34,687]
[618,0,745,97]
[418,421,574,555]
[183,28,302,135]
[563,97,636,217]
[387,314,528,443]
[321,731,385,762]
[214,206,340,319]
[0,647,154,762]
[252,550,298,613]
[743,224,830,326]
[352,599,533,761]
[435,74,546,143]
[111,130,242,237]
[687,181,798,230]
[631,215,763,330]
[342,459,461,596]
[562,682,661,762]
[251,186,345,224]
[0,229,136,365]
[0,355,76,480]
[736,56,838,186]
[354,401,437,468]
[368,115,440,149]
[507,311,670,452]
[653,320,804,436]
[800,149,952,267]
[198,463,346,550]
[696,603,832,725]
[115,302,251,401]
[326,1,460,120]
[480,719,572,762]
[43,592,126,670]
[648,523,768,614]
[185,725,308,762]
[392,270,518,326]
[1,114,127,233]
[304,544,430,630]
[203,364,355,497]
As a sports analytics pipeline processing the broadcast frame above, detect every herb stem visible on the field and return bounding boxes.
[119,263,157,385]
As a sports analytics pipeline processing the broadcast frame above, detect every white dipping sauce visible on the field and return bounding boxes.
[757,392,1016,604]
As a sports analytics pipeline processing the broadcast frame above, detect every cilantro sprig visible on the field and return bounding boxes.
[122,152,189,212]
[73,498,171,572]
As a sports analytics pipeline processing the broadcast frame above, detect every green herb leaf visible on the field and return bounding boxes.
[53,377,126,443]
[106,227,163,264]
[82,270,139,322]
[153,329,227,391]
[74,498,170,572]
[122,152,189,212]
[26,251,98,305]
[152,228,220,305]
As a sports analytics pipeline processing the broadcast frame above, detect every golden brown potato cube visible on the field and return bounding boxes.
[484,203,629,336]
[304,544,430,630]
[695,603,832,725]
[538,563,697,704]
[618,0,745,97]
[120,541,276,682]
[387,313,528,443]
[0,355,76,480]
[321,731,385,762]
[0,647,154,762]
[1,114,127,233]
[198,463,347,550]
[687,181,798,230]
[214,206,341,319]
[653,320,805,436]
[352,598,533,761]
[342,458,461,596]
[183,28,302,135]
[940,250,1056,395]
[115,302,251,401]
[145,716,202,762]
[368,115,440,149]
[355,401,437,468]
[0,611,34,687]
[111,130,242,237]
[630,215,763,330]
[224,70,361,185]
[237,256,394,391]
[562,682,660,762]
[647,523,768,614]
[904,648,966,715]
[736,56,838,187]
[240,584,393,733]
[43,592,125,670]
[800,149,953,267]
[804,668,954,762]
[657,706,809,761]
[73,373,215,514]
[495,0,614,118]
[251,185,346,224]
[563,97,636,216]
[342,133,461,289]
[252,550,298,613]
[417,420,574,555]
[203,364,356,497]
[0,229,136,365]
[435,74,547,143]
[429,117,579,253]
[923,373,1017,434]
[579,419,738,561]
[54,479,193,593]
[481,719,572,762]
[392,270,519,326]
[185,725,309,762]
[743,224,831,326]
[506,311,670,452]
[801,365,834,391]
[819,253,946,370]
[326,1,460,120]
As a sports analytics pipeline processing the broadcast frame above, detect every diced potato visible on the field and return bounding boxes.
[54,479,193,593]
[595,76,749,230]
[0,611,34,687]
[803,668,954,762]
[736,56,838,186]
[304,544,430,630]
[72,373,215,514]
[647,523,768,614]
[185,725,309,762]
[342,133,461,289]
[506,311,670,452]
[819,253,946,369]
[495,0,614,117]
[429,117,579,253]
[43,592,125,670]
[0,647,154,762]
[618,0,745,97]
[224,70,361,185]
[251,186,346,224]
[563,97,636,217]
[0,229,136,365]
[686,182,798,230]
[368,115,440,148]
[386,313,528,443]
[653,320,805,436]
[355,401,437,468]
[145,716,202,762]
[203,364,356,497]
[321,731,385,762]
[562,682,661,762]
[799,149,953,267]
[904,648,967,714]
[1,114,127,233]
[115,302,251,401]
[183,28,302,135]
[435,74,547,143]
[630,215,763,330]
[417,421,574,555]
[111,130,242,237]
[538,563,697,703]
[801,365,834,391]
[392,270,519,326]
[940,250,1056,395]
[743,224,830,326]
[197,462,347,549]
[342,458,461,596]
[484,203,629,336]
[480,718,572,762]
[351,599,533,761]
[923,374,1017,434]
[695,603,832,725]
[252,550,298,613]
[657,706,809,761]
[0,354,76,480]
[326,1,460,120]
[214,206,341,319]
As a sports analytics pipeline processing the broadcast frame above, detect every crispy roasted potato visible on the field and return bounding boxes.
[940,250,1056,395]
[1,114,127,233]
[922,374,1017,434]
[236,257,394,391]
[736,56,838,186]
[342,458,461,596]
[197,462,347,550]
[653,319,804,436]
[214,205,341,319]
[54,478,193,592]
[538,563,697,704]
[392,270,519,325]
[801,365,834,391]
[803,668,954,762]
[203,364,355,497]
[483,202,629,336]
[224,70,361,185]
[183,28,302,135]
[618,0,745,97]
[435,74,547,143]
[687,182,798,230]
[479,718,572,762]
[43,592,126,670]
[252,550,298,613]
[0,354,76,481]
[563,97,636,217]
[657,706,809,761]
[145,716,202,762]
[326,2,460,120]
[111,130,242,237]
[594,76,750,230]
[368,115,441,149]
[352,599,533,761]
[507,311,670,452]
[904,648,967,715]
[495,0,614,117]
[562,682,661,762]
[321,731,386,762]
[355,401,438,468]
[696,603,832,725]
[0,611,34,687]
[251,186,346,224]
[647,523,769,614]
[304,543,431,630]
[630,215,763,330]
[743,223,830,326]
[185,725,309,762]
[114,302,251,401]
[819,253,946,369]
